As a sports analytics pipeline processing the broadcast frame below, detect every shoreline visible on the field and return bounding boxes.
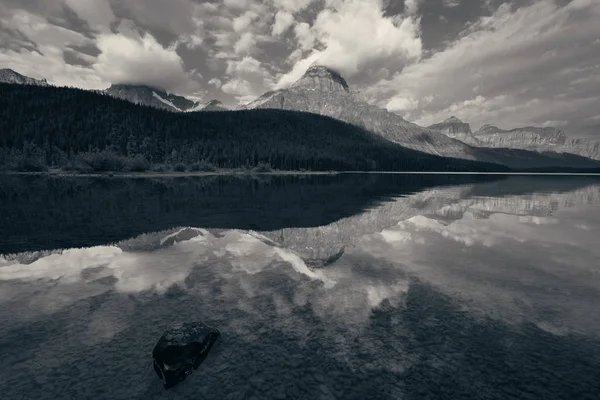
[2,170,600,178]
[0,169,341,178]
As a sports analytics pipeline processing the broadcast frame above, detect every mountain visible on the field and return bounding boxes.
[0,69,201,112]
[474,124,600,160]
[472,124,600,161]
[427,116,479,145]
[104,86,229,113]
[187,99,229,112]
[0,69,48,86]
[104,84,199,112]
[474,125,568,147]
[203,100,228,111]
[244,65,481,161]
[244,66,600,169]
[2,66,598,170]
[427,118,600,162]
[0,83,505,172]
[561,138,600,161]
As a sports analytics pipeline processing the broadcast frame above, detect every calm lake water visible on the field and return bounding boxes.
[1,173,599,400]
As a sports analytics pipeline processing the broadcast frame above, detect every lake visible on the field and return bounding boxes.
[1,173,599,400]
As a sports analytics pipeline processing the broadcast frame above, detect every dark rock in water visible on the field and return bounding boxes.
[152,322,220,389]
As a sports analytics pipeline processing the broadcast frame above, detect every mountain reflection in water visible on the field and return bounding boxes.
[1,174,599,400]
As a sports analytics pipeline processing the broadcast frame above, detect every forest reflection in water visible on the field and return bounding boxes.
[0,173,599,399]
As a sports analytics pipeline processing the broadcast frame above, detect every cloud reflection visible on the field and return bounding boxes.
[1,180,599,338]
[360,202,600,336]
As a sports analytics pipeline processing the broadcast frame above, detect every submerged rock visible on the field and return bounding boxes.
[152,322,220,389]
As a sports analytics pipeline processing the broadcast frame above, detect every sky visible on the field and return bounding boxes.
[0,0,599,137]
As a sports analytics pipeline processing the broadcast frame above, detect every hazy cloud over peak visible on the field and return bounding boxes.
[0,0,599,138]
[276,0,422,88]
[93,20,198,92]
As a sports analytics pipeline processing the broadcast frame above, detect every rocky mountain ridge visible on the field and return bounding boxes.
[0,69,231,113]
[474,124,600,160]
[104,84,199,112]
[186,99,229,112]
[243,65,600,168]
[244,65,480,161]
[3,66,599,168]
[200,99,228,111]
[428,116,600,160]
[427,116,479,145]
[0,68,48,86]
[474,125,568,146]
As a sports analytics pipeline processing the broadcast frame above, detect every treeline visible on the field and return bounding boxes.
[0,83,506,172]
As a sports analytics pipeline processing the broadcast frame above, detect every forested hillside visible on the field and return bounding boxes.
[0,83,505,172]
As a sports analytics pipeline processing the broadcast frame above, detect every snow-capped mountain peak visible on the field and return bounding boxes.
[152,91,182,111]
[104,84,198,112]
[186,99,229,112]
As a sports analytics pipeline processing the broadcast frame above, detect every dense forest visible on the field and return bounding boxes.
[0,83,506,172]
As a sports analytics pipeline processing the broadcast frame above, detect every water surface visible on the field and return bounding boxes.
[1,174,599,399]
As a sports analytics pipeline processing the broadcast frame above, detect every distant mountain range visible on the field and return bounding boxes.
[105,84,229,112]
[428,116,600,161]
[428,116,478,144]
[105,84,198,112]
[0,69,226,113]
[1,66,600,170]
[1,82,506,173]
[241,65,599,169]
[198,99,228,112]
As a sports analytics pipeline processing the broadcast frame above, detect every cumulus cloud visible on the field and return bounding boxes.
[234,31,258,54]
[272,0,315,14]
[233,10,260,33]
[0,2,204,94]
[221,78,253,97]
[93,20,197,92]
[222,56,275,102]
[0,9,105,88]
[175,4,207,50]
[272,10,294,36]
[382,0,600,136]
[293,22,315,51]
[386,96,419,112]
[287,48,303,64]
[208,77,223,88]
[223,0,252,11]
[404,0,423,15]
[276,0,422,88]
[64,0,115,31]
[361,205,600,336]
[1,0,599,134]
[276,52,322,88]
[98,0,202,48]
